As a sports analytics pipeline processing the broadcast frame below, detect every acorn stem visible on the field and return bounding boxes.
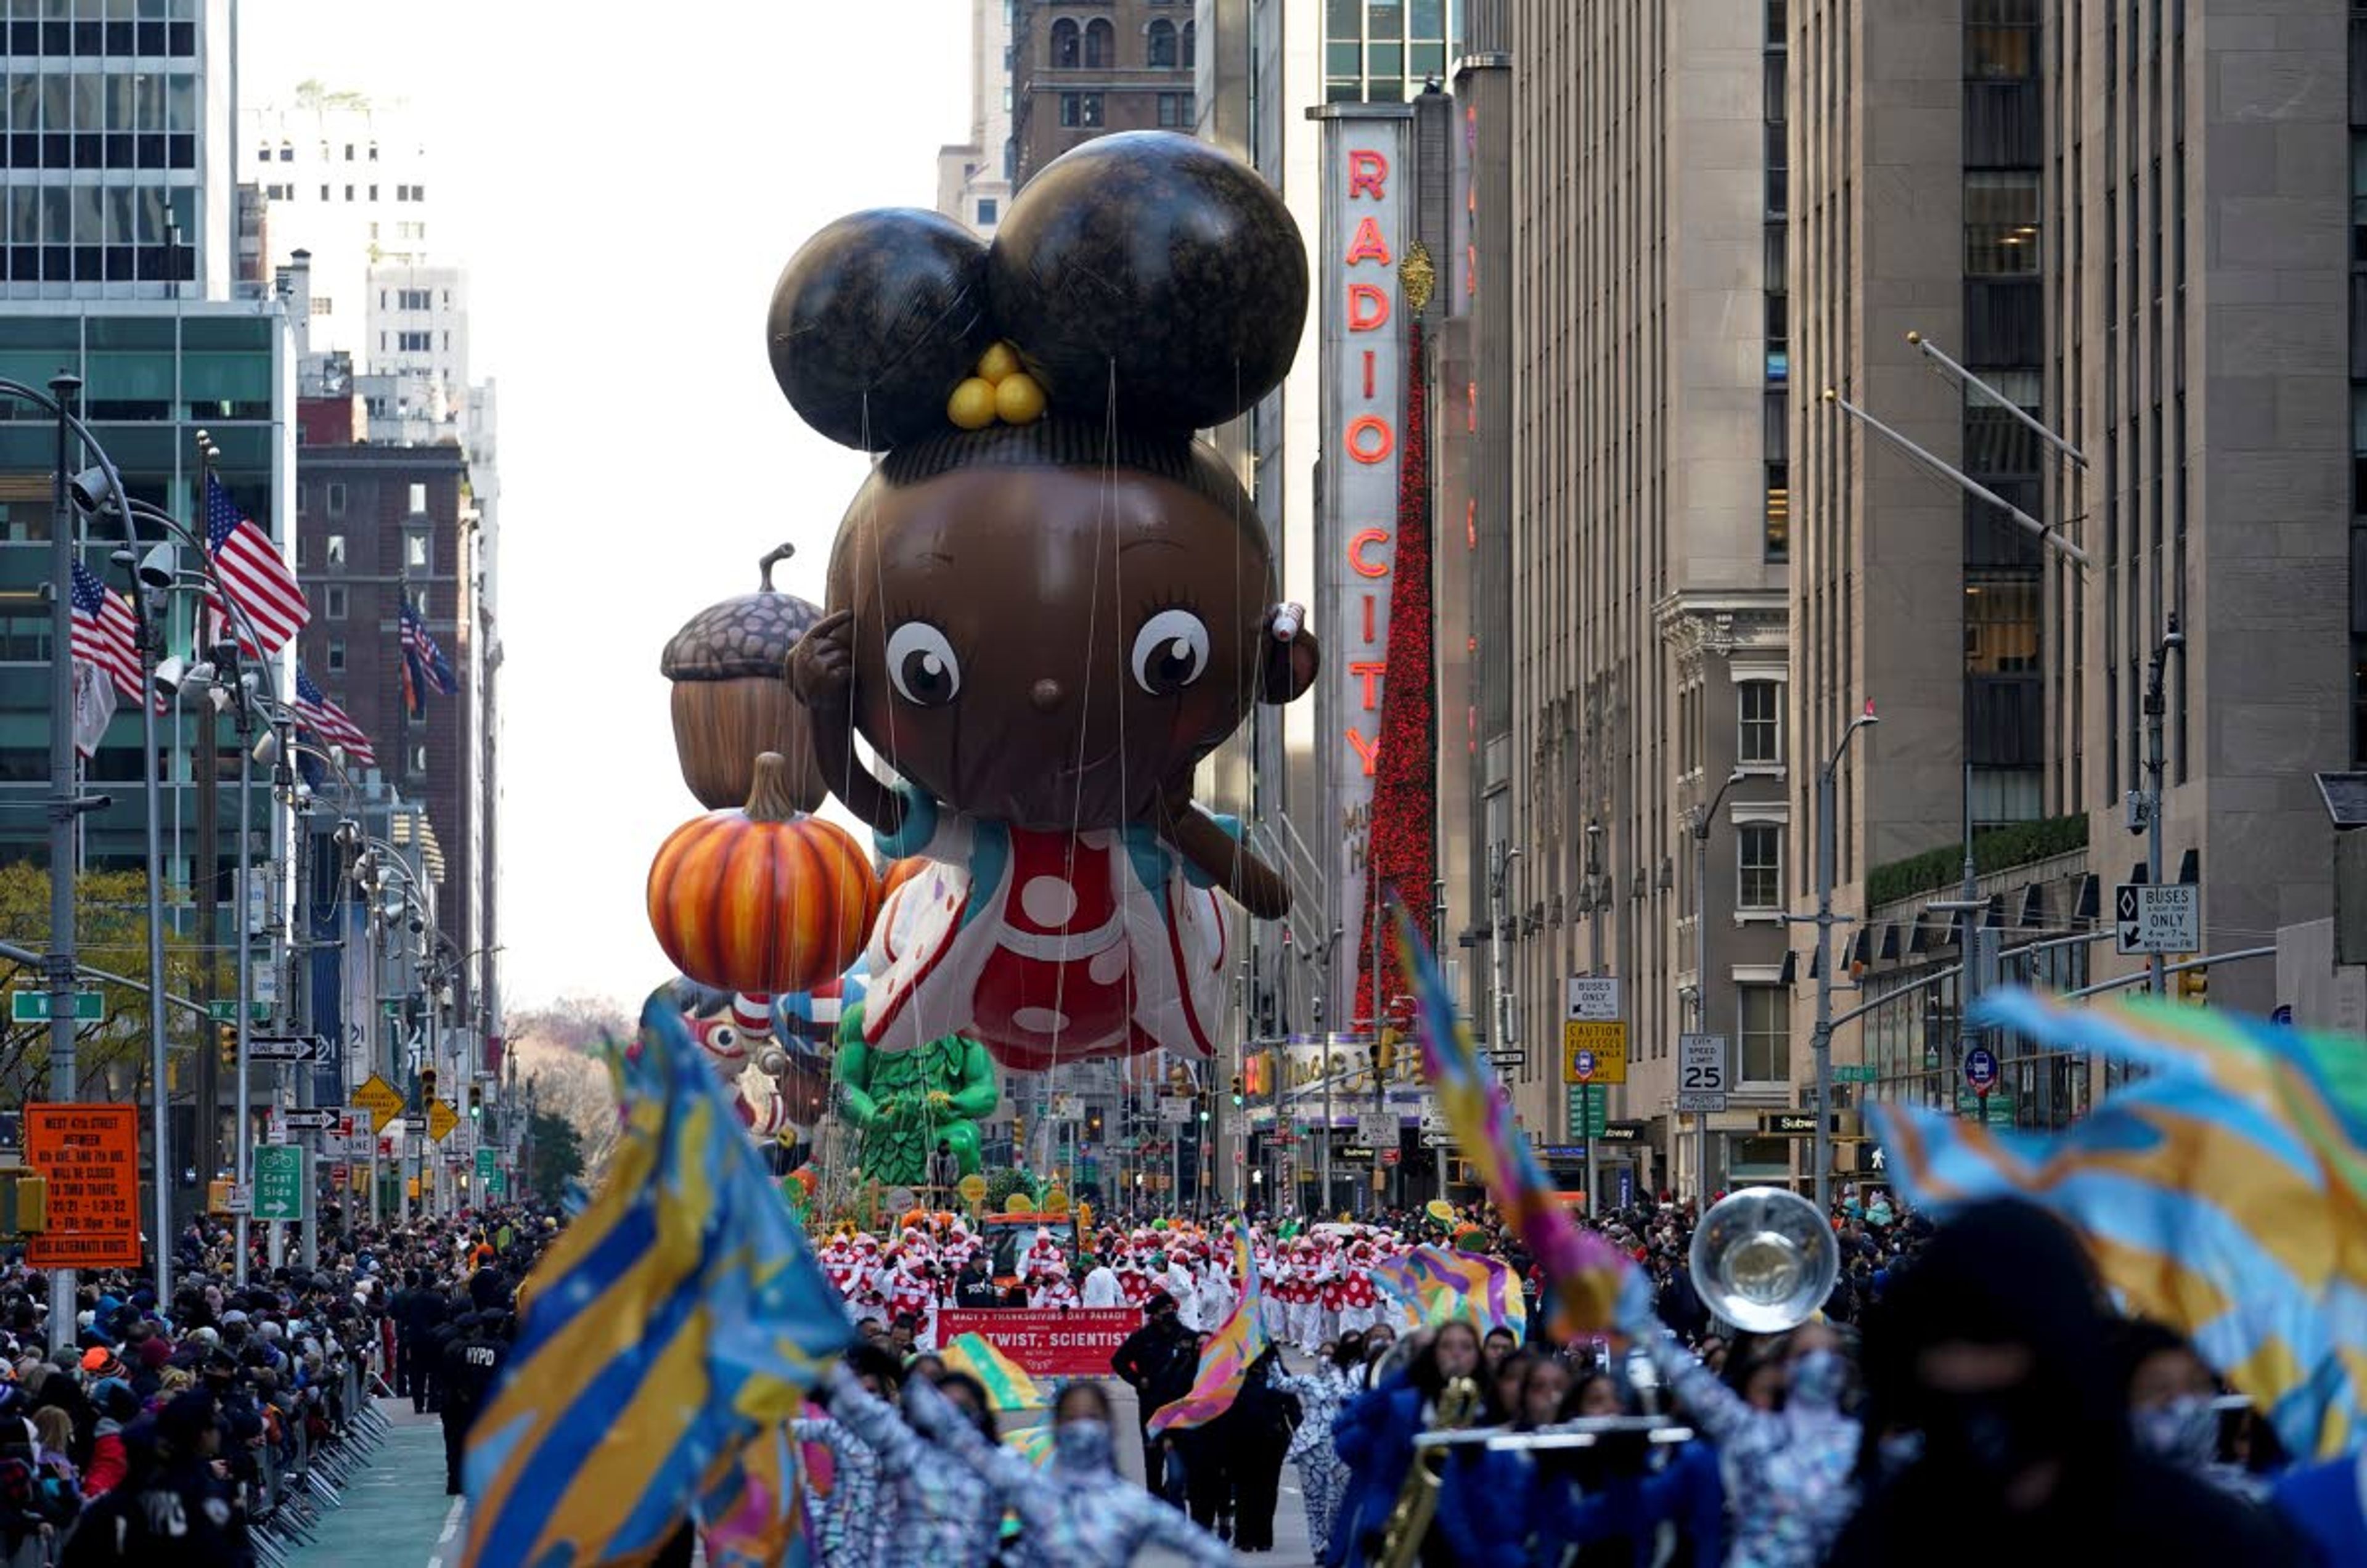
[759,543,796,592]
[744,751,799,822]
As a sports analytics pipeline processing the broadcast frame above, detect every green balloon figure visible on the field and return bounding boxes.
[833,998,999,1188]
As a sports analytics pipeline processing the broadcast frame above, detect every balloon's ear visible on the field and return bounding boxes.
[1260,619,1320,706]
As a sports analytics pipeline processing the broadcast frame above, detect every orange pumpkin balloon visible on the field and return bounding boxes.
[881,855,930,905]
[647,751,881,994]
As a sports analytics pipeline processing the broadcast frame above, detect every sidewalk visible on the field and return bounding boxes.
[286,1398,466,1568]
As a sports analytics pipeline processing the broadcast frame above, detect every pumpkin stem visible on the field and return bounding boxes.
[744,751,800,822]
[758,543,796,592]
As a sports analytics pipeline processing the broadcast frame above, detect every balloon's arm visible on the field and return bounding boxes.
[1162,800,1291,920]
[788,608,906,836]
[835,1037,881,1128]
[946,1041,1000,1119]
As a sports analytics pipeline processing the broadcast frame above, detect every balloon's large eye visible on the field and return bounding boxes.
[1131,608,1210,696]
[885,622,962,706]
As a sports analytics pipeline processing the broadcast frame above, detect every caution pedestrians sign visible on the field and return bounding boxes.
[353,1073,406,1133]
[427,1098,459,1143]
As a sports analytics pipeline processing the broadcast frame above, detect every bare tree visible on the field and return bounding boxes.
[507,996,635,1178]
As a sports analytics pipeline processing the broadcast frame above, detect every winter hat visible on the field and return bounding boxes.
[79,1346,124,1380]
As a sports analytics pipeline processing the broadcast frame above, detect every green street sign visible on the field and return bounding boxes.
[252,1145,308,1222]
[1564,1083,1608,1140]
[474,1146,496,1182]
[206,1000,269,1024]
[1953,1089,2016,1127]
[11,990,102,1024]
[1834,1065,1879,1084]
[486,1169,506,1198]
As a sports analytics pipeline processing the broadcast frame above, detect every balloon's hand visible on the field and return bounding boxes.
[789,608,856,710]
[1259,603,1320,705]
[927,1091,953,1113]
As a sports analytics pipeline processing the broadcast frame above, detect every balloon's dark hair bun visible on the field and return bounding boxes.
[767,133,1307,449]
[766,209,993,452]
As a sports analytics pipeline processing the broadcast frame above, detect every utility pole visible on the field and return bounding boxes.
[231,690,256,1285]
[2141,618,2185,1003]
[1582,820,1603,1218]
[44,374,84,1349]
[1691,770,1744,1206]
[1808,704,1880,1214]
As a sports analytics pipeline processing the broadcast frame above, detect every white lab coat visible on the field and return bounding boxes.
[1081,1265,1123,1309]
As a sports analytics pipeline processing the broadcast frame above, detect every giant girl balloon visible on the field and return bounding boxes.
[775,132,1319,1076]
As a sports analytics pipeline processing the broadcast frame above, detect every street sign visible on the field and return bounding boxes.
[474,1146,497,1183]
[1762,1111,1824,1135]
[1484,1048,1526,1069]
[1565,977,1621,1021]
[1565,1082,1608,1138]
[247,1035,326,1064]
[1158,1098,1191,1124]
[1596,1121,1646,1144]
[1358,1111,1399,1148]
[1421,1133,1455,1149]
[1834,1064,1879,1084]
[2115,882,2200,955]
[427,1098,460,1143]
[1963,1046,2000,1096]
[252,1145,307,1222]
[1677,1034,1728,1114]
[23,1105,140,1267]
[353,1074,406,1133]
[1048,1093,1082,1120]
[206,999,268,1024]
[222,1184,253,1216]
[282,1109,336,1133]
[1560,1021,1629,1084]
[1954,1088,2015,1127]
[10,990,102,1024]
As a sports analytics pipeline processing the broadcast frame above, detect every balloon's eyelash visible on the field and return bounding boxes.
[1134,589,1193,624]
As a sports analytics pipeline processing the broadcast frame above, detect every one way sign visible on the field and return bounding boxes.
[2115,883,2199,956]
[247,1035,330,1064]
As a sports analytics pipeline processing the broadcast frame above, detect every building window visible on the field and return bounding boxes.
[1084,17,1114,68]
[277,144,292,161]
[976,198,998,226]
[343,184,354,201]
[1182,20,1195,68]
[411,745,427,777]
[1764,462,1790,563]
[1157,92,1193,128]
[1148,18,1178,67]
[398,287,431,311]
[325,484,347,520]
[406,533,431,572]
[1965,170,2041,276]
[325,639,345,674]
[1060,94,1082,127]
[1737,822,1782,910]
[1738,681,1782,766]
[325,585,348,621]
[312,296,333,317]
[325,534,347,568]
[397,331,432,352]
[1739,984,1791,1082]
[1051,18,1079,68]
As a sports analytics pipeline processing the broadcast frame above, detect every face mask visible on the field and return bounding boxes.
[1053,1418,1114,1472]
[2132,1397,2218,1472]
[1789,1349,1846,1410]
[1917,1387,2047,1499]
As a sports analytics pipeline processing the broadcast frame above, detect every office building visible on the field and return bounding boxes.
[936,0,1014,237]
[1010,0,1197,186]
[0,0,239,300]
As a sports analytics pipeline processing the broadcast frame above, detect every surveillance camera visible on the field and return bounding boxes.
[2124,790,2152,837]
[137,542,177,589]
[207,640,240,670]
[251,730,280,767]
[333,819,362,849]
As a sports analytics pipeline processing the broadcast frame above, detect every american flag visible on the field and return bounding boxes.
[401,597,456,696]
[204,472,308,653]
[293,666,378,768]
[68,561,144,702]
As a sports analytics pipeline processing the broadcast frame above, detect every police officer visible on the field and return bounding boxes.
[439,1309,510,1495]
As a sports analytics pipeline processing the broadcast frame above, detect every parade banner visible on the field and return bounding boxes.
[934,1308,1142,1377]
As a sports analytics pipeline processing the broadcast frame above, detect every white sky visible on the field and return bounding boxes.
[239,1,973,1010]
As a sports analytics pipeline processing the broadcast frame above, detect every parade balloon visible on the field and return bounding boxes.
[987,131,1309,431]
[658,544,828,812]
[765,208,993,451]
[645,751,880,995]
[774,133,1319,1076]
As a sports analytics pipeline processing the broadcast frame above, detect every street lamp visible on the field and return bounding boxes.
[1689,767,1747,1204]
[1809,702,1879,1212]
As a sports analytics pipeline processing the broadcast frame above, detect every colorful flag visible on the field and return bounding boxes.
[203,472,308,653]
[462,987,856,1565]
[1392,902,1629,1337]
[293,668,377,769]
[940,1331,1045,1411]
[1005,1423,1055,1468]
[68,561,144,703]
[1871,989,2367,1460]
[1373,1245,1529,1337]
[695,1425,809,1568]
[1148,1217,1269,1435]
[401,595,457,696]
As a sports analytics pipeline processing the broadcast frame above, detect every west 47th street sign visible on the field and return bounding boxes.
[2115,882,2200,955]
[9,991,101,1024]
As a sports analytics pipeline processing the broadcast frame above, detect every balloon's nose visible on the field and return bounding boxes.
[1030,679,1065,714]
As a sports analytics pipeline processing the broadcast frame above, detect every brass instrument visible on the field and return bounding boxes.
[1688,1186,1841,1334]
[1372,1376,1481,1568]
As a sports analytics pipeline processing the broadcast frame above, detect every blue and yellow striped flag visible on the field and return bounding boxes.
[940,1331,1046,1412]
[462,988,855,1565]
[1870,989,2367,1459]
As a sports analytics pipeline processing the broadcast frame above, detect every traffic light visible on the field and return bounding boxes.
[216,1025,235,1068]
[2179,966,2208,1005]
[468,1085,483,1118]
[1230,1075,1244,1108]
[421,1066,439,1100]
[1376,1027,1401,1079]
[1012,1113,1026,1145]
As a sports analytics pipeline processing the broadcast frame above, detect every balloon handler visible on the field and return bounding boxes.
[833,998,998,1188]
[774,130,1321,1079]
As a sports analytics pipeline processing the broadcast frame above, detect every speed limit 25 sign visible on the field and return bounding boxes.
[1677,1034,1728,1113]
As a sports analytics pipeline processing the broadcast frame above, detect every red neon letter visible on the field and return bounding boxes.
[1347,660,1388,710]
[1344,217,1392,267]
[1348,282,1391,332]
[1349,528,1391,579]
[1361,594,1377,643]
[1347,149,1388,199]
[1344,727,1380,778]
[1346,416,1394,465]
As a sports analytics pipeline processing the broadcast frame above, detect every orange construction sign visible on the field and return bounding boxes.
[23,1104,141,1268]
